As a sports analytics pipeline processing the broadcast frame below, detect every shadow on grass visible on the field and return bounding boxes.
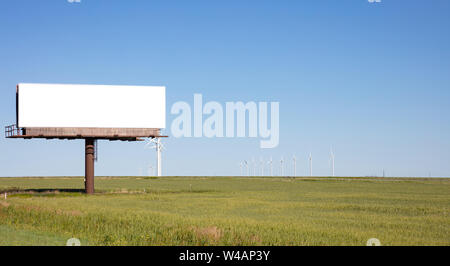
[0,188,89,198]
[0,188,84,193]
[0,188,218,197]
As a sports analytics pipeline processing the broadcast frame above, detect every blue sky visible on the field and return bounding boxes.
[0,0,449,177]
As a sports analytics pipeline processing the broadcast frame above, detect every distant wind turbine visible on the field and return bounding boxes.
[240,162,243,176]
[148,164,154,176]
[293,155,297,177]
[145,138,164,176]
[260,157,264,176]
[280,157,284,177]
[330,147,335,177]
[244,160,249,176]
[252,157,256,176]
[268,157,273,176]
[309,153,313,177]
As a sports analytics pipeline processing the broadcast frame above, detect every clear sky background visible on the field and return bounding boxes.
[0,0,449,177]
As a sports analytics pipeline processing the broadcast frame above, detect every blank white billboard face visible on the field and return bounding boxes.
[17,83,165,129]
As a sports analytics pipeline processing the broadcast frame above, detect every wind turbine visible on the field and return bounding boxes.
[244,160,249,176]
[293,155,297,177]
[268,157,273,176]
[145,137,164,176]
[330,147,335,177]
[260,157,264,176]
[252,157,256,177]
[309,153,313,177]
[240,162,243,176]
[280,157,284,177]
[148,164,154,176]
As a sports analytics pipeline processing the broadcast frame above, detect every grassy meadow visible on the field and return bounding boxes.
[0,176,449,246]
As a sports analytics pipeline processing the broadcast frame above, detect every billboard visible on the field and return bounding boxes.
[17,83,165,129]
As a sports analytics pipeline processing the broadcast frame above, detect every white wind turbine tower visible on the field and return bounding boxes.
[280,157,284,177]
[309,152,313,177]
[148,164,154,176]
[239,162,243,176]
[244,160,249,176]
[293,155,297,177]
[252,157,256,177]
[260,157,264,176]
[330,147,335,177]
[268,157,273,176]
[146,137,164,176]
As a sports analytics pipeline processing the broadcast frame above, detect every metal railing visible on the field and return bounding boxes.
[5,124,22,138]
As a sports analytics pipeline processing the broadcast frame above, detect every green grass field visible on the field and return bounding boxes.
[0,176,449,246]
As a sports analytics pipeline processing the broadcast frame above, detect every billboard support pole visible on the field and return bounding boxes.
[85,138,95,194]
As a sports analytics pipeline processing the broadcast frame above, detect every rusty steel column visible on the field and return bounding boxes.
[85,138,95,194]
